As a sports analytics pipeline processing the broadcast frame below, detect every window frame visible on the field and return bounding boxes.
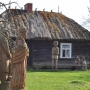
[60,43,72,58]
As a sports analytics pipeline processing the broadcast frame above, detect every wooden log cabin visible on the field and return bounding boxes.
[1,3,90,69]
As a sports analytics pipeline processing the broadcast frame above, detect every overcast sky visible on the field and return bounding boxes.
[0,0,90,30]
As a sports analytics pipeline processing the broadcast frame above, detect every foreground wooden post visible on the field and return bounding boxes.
[0,83,1,90]
[0,30,12,90]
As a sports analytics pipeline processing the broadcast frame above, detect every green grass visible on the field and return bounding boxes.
[26,69,90,90]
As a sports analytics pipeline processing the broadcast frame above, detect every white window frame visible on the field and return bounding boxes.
[60,43,72,58]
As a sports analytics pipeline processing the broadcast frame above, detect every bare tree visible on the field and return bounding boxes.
[82,0,90,30]
[0,1,22,49]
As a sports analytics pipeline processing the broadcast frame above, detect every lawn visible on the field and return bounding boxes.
[26,69,90,90]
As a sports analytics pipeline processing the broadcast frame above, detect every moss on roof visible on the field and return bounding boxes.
[3,10,90,40]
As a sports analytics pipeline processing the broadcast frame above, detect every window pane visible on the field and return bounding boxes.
[62,50,65,57]
[66,50,70,57]
[62,45,70,48]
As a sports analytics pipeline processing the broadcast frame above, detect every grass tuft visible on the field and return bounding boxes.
[70,80,85,84]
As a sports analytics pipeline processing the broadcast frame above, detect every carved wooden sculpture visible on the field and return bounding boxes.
[81,56,87,71]
[75,56,81,70]
[52,41,59,71]
[10,28,29,90]
[0,30,12,90]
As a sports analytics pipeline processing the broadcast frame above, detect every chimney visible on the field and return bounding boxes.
[24,3,33,13]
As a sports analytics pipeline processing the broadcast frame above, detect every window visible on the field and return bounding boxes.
[60,43,72,58]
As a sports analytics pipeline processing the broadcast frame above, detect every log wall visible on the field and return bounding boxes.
[27,40,90,69]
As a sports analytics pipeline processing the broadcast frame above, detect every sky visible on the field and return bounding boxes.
[0,0,90,30]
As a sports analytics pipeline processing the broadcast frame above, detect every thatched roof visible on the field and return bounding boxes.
[2,10,90,40]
